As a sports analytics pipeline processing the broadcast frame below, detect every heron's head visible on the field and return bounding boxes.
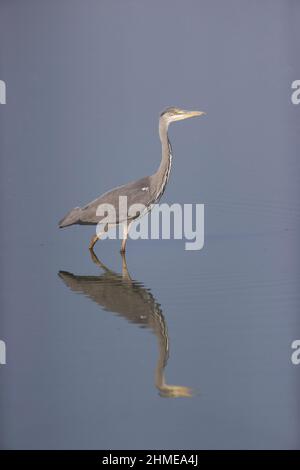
[160,106,205,125]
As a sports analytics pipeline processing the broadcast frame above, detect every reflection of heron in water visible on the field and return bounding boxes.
[59,252,192,398]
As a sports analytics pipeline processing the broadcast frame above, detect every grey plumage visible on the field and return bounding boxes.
[58,206,82,228]
[59,176,152,227]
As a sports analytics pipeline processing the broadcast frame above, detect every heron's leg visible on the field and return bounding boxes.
[120,222,132,253]
[89,247,102,265]
[89,250,115,275]
[89,234,100,251]
[89,224,108,251]
[120,252,132,281]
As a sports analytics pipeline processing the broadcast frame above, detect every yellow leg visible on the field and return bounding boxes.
[89,233,100,251]
[120,222,131,253]
[120,252,132,281]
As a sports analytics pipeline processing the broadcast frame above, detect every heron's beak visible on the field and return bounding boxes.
[183,110,205,118]
[176,110,206,121]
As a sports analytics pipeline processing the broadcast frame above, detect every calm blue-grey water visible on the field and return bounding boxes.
[0,0,299,449]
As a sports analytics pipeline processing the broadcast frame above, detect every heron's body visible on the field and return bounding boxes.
[60,174,156,227]
[59,107,204,252]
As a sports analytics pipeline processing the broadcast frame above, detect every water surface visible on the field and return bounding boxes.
[0,0,299,449]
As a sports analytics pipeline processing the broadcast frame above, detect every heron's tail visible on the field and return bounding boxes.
[58,207,81,228]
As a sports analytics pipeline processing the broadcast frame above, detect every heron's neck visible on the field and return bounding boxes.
[156,119,172,186]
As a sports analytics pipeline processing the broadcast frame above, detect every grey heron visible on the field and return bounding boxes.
[58,107,205,252]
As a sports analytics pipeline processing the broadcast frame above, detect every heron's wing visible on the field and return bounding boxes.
[58,271,161,327]
[78,176,153,225]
